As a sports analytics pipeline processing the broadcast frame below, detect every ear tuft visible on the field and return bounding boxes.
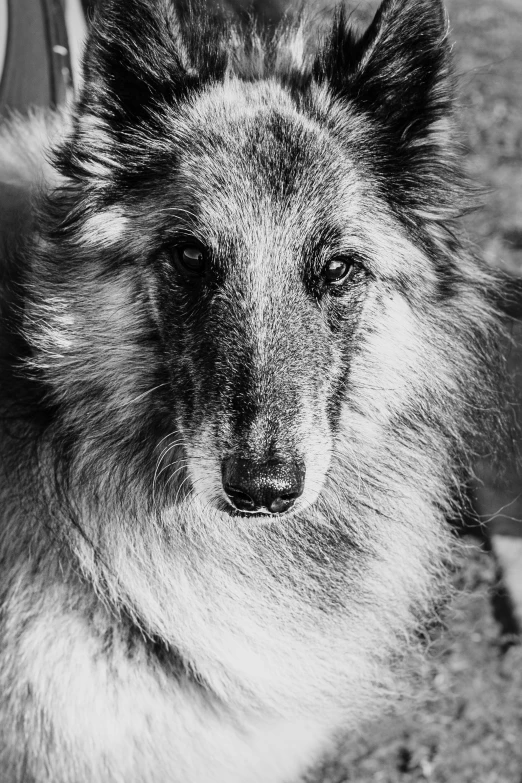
[80,0,228,126]
[311,0,472,229]
[53,0,230,190]
[315,0,452,145]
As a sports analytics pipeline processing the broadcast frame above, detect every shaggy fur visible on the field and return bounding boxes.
[0,0,505,781]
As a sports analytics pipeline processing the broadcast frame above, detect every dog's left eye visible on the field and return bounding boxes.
[323,257,355,285]
[172,245,207,278]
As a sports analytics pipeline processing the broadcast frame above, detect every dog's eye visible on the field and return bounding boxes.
[323,257,355,285]
[172,245,207,278]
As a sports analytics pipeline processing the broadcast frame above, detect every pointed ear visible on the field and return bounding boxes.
[78,0,227,127]
[53,0,229,192]
[315,0,452,145]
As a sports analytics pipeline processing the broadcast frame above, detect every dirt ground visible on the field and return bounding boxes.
[309,0,522,780]
[315,545,522,783]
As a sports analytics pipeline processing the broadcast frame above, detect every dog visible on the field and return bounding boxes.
[0,0,507,780]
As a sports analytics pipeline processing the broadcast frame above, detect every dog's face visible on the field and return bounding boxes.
[30,0,462,521]
[149,83,372,516]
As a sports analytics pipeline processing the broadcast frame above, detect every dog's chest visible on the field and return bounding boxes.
[3,590,330,783]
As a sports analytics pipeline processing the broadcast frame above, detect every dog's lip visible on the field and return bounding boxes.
[218,496,293,520]
[228,508,280,519]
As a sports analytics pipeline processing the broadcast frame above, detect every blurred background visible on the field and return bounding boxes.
[1,0,521,780]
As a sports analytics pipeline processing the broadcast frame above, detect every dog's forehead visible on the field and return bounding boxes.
[171,79,358,236]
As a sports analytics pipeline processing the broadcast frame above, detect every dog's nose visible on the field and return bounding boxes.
[222,457,305,514]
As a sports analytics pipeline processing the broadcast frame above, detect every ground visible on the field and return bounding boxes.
[315,545,522,783]
[311,0,522,780]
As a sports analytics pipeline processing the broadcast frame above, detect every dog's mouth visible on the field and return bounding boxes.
[220,504,295,521]
[218,497,300,520]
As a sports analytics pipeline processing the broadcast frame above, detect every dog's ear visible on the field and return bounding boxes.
[313,0,465,224]
[315,0,452,146]
[77,0,227,127]
[53,0,228,190]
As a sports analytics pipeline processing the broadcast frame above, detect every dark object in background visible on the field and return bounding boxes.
[461,282,522,644]
[0,0,72,117]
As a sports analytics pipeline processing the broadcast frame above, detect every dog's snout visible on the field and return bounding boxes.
[222,457,305,515]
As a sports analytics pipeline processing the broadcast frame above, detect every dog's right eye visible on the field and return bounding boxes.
[171,245,208,279]
[323,257,356,286]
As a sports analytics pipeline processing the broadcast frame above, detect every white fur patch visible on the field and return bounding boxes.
[79,209,129,247]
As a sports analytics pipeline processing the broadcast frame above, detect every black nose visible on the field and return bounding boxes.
[222,457,305,515]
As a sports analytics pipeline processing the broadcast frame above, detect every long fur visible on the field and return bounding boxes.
[0,1,506,781]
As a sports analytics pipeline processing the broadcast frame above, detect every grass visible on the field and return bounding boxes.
[308,0,522,780]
